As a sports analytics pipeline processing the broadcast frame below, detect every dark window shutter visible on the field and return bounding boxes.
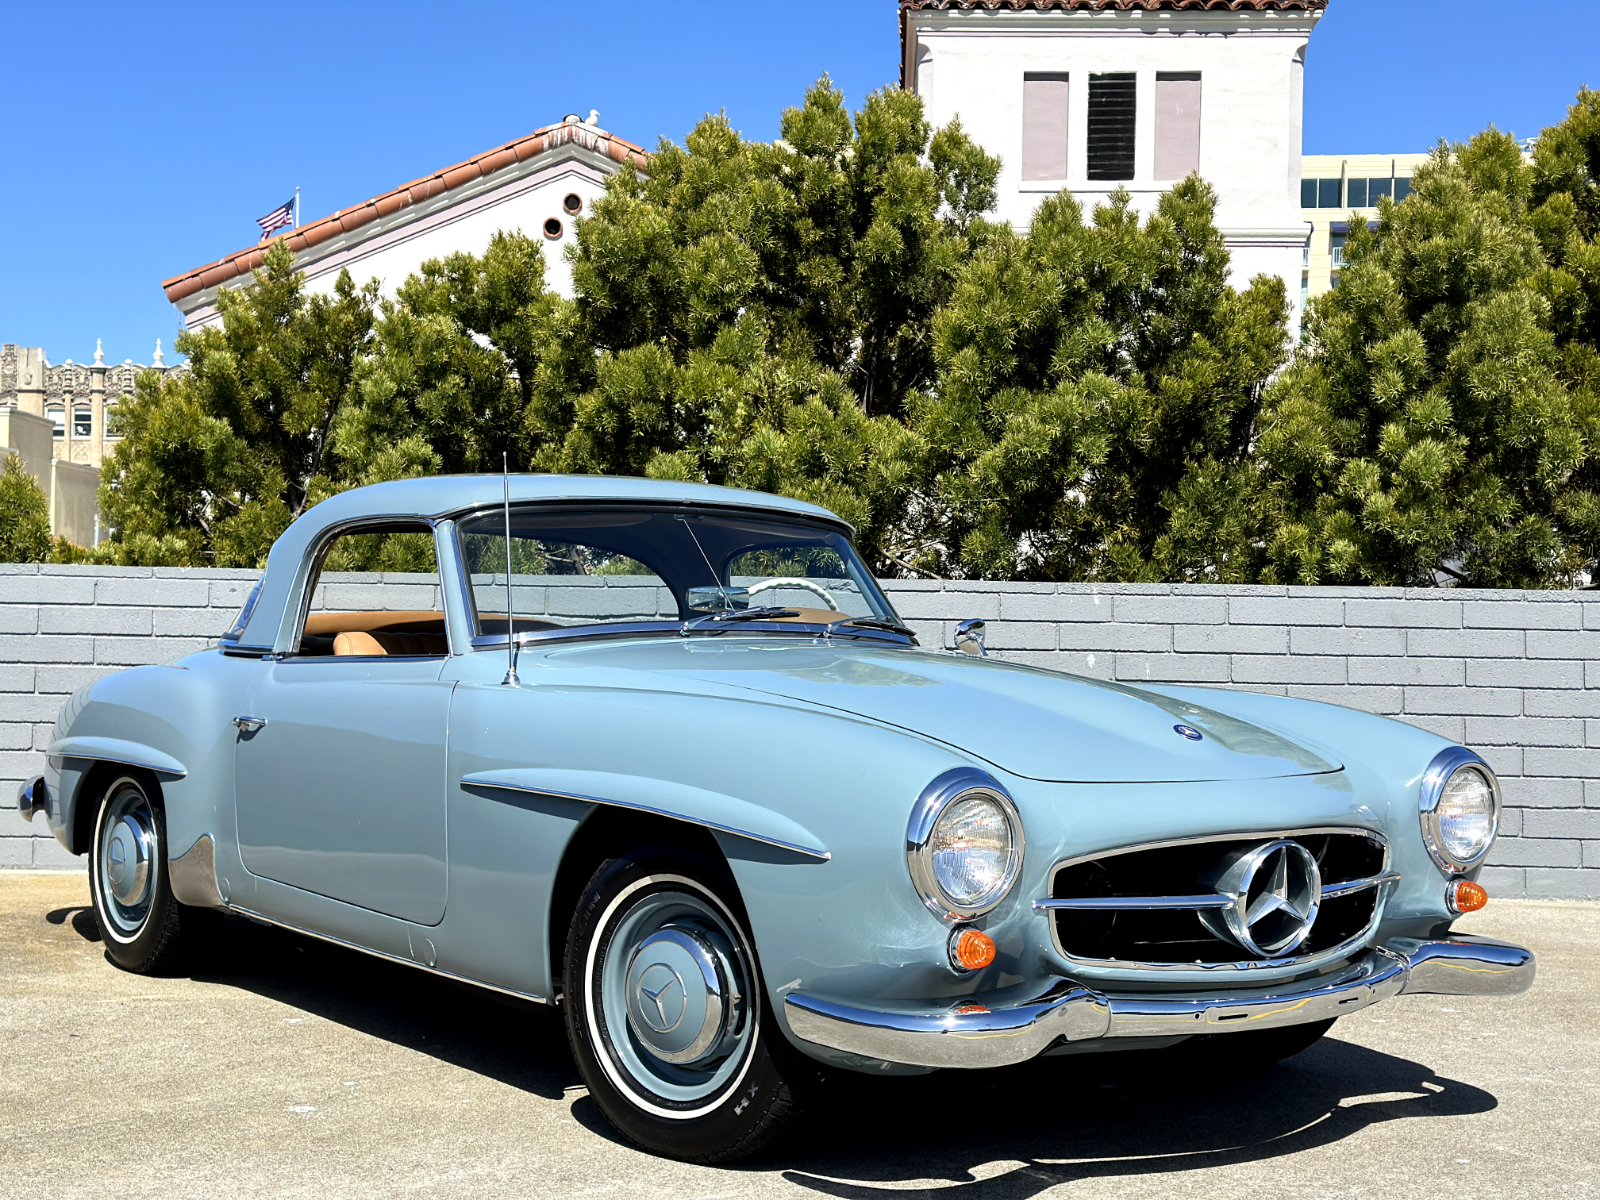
[1087,73,1137,181]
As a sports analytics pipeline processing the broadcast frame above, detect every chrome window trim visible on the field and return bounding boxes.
[277,514,447,657]
[445,500,906,648]
[1418,746,1501,873]
[270,654,448,665]
[1038,826,1393,973]
[905,767,1025,921]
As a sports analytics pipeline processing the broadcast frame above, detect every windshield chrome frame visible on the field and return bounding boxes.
[446,500,906,653]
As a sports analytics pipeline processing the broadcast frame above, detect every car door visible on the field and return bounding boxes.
[233,522,452,926]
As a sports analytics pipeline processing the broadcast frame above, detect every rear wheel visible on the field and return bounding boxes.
[562,848,809,1162]
[88,774,190,974]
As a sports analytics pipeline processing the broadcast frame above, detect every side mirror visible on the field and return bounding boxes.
[954,617,987,657]
[686,585,751,613]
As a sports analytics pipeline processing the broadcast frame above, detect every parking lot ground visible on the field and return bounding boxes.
[1,870,1596,1200]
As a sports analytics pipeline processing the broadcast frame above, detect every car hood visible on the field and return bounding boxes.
[539,639,1340,783]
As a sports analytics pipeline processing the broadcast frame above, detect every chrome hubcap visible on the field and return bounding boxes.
[624,927,737,1065]
[96,782,158,936]
[591,878,756,1111]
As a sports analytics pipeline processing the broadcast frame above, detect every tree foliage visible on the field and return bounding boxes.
[1257,91,1600,586]
[0,454,52,563]
[83,81,1600,587]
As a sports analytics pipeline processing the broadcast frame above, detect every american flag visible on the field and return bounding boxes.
[256,197,295,240]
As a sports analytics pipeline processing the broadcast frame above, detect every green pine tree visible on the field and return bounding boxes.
[98,243,377,566]
[0,453,52,563]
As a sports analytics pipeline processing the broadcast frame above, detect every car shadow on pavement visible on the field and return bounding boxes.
[46,905,100,942]
[756,1037,1496,1197]
[49,902,1498,1185]
[57,909,581,1103]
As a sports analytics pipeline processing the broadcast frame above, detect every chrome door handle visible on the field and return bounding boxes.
[233,716,268,733]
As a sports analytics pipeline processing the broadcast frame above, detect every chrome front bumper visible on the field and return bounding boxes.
[783,935,1535,1071]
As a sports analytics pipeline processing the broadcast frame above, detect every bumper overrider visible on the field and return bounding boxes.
[783,935,1534,1070]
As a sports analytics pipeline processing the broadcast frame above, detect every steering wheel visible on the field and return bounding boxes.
[747,577,841,611]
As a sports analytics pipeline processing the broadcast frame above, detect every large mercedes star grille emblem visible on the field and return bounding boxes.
[1200,838,1322,958]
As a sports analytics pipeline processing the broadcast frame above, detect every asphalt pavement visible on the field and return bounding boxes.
[1,871,1595,1199]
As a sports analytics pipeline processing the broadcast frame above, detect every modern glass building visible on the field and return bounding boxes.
[1299,153,1430,308]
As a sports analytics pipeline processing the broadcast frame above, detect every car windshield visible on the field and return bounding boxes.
[455,505,904,644]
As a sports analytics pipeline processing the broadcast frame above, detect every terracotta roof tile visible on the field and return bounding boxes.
[162,119,649,304]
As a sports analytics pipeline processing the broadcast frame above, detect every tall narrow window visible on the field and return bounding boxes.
[1153,72,1200,179]
[1022,73,1070,180]
[1087,73,1137,181]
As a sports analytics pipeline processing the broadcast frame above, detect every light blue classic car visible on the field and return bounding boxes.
[19,476,1533,1161]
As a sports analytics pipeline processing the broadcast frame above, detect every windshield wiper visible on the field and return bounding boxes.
[684,605,801,629]
[827,615,916,638]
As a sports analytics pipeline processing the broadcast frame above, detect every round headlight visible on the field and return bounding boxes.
[908,769,1024,919]
[1420,748,1500,871]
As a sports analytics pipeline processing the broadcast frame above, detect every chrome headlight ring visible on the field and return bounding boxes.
[906,767,1025,921]
[1419,746,1501,873]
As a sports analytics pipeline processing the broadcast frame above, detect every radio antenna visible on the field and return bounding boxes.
[501,453,519,687]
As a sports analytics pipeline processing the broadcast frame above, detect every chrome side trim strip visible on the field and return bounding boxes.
[462,776,832,862]
[225,904,550,1006]
[168,833,224,909]
[46,737,188,779]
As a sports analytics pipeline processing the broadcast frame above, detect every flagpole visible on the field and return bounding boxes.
[295,187,300,228]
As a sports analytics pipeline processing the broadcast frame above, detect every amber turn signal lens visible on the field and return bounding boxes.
[1449,879,1489,914]
[950,927,996,971]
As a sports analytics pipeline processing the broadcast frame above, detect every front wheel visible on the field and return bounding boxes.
[88,774,189,974]
[563,849,809,1162]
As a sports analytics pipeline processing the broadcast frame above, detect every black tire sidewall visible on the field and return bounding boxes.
[88,774,181,973]
[563,848,797,1162]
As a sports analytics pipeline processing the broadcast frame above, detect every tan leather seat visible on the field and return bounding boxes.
[332,630,447,657]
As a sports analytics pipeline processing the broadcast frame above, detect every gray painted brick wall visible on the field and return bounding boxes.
[2,566,1596,899]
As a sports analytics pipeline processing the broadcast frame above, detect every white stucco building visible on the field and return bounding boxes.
[901,0,1325,324]
[163,114,645,331]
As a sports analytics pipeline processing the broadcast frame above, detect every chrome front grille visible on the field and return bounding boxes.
[1037,828,1396,972]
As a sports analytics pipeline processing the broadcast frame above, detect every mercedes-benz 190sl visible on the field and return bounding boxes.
[19,475,1533,1161]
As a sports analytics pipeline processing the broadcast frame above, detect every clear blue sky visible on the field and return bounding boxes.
[1,0,1594,367]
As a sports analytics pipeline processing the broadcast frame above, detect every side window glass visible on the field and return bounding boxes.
[298,524,446,658]
[457,524,676,636]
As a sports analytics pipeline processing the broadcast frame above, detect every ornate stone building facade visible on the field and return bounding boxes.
[0,341,177,545]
